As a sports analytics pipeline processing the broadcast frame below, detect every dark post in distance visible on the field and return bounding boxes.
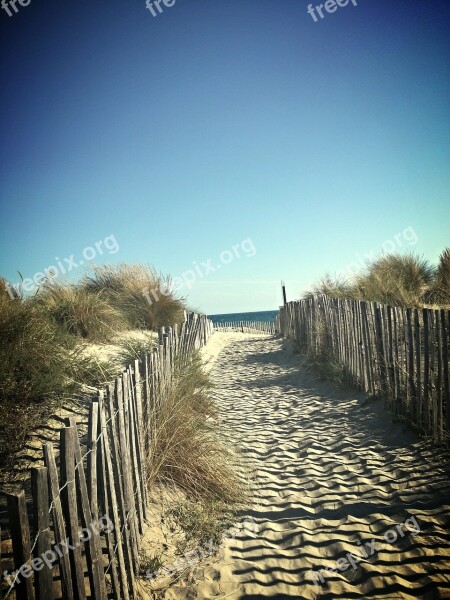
[281,281,287,306]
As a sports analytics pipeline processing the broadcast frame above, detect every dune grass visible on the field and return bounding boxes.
[34,282,127,342]
[0,292,115,472]
[305,249,450,307]
[146,352,243,504]
[82,264,185,330]
[304,275,356,301]
[2,266,244,593]
[429,248,450,304]
[355,253,435,306]
[117,334,156,367]
[0,262,187,471]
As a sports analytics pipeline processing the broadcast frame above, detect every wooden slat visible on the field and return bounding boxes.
[435,310,444,443]
[386,306,395,409]
[361,301,373,395]
[87,401,99,524]
[6,491,35,600]
[59,426,87,600]
[118,375,140,572]
[356,302,365,391]
[126,367,144,535]
[106,379,135,597]
[429,310,437,440]
[406,308,416,421]
[65,417,107,600]
[414,309,422,428]
[31,467,54,600]
[43,443,74,600]
[142,355,150,457]
[132,359,148,516]
[97,391,128,600]
[441,310,450,437]
[374,303,387,399]
[391,306,400,412]
[397,307,406,412]
[423,308,431,433]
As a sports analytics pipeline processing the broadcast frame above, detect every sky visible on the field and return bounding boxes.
[0,0,449,314]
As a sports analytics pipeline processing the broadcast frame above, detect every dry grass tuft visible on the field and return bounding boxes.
[297,315,344,384]
[82,264,185,330]
[304,275,356,301]
[305,250,450,308]
[146,352,243,504]
[354,253,435,307]
[34,282,127,342]
[117,334,156,368]
[429,248,450,305]
[0,293,114,472]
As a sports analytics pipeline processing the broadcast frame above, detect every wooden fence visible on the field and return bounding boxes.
[0,313,213,600]
[277,297,450,444]
[213,321,275,335]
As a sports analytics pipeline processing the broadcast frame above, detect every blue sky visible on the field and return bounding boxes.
[1,0,449,314]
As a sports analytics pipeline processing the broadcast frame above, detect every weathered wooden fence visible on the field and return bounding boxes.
[0,313,213,600]
[213,320,275,334]
[277,297,450,444]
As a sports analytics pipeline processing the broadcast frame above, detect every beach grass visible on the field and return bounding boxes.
[0,291,115,472]
[34,282,127,341]
[305,249,450,307]
[0,262,187,473]
[145,352,243,504]
[81,263,185,330]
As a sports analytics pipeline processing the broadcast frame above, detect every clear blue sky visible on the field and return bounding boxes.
[1,0,449,314]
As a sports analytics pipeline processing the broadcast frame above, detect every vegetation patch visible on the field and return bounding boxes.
[34,282,127,341]
[82,264,185,330]
[0,292,115,473]
[0,263,187,474]
[305,249,450,307]
[146,352,243,503]
[165,499,237,555]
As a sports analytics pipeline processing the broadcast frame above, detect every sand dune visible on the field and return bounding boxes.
[163,333,450,599]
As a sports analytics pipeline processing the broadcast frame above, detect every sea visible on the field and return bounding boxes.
[208,310,279,325]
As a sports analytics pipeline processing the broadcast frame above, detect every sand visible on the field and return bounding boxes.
[157,332,450,600]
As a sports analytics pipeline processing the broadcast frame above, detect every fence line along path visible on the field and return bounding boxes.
[277,296,450,445]
[213,320,275,335]
[0,313,213,600]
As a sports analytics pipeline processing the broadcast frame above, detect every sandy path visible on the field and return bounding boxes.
[165,333,450,600]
